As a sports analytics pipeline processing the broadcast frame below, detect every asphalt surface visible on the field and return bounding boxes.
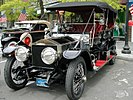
[0,58,133,100]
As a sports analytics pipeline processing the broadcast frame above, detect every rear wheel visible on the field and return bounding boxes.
[109,45,116,65]
[65,56,87,100]
[4,57,27,90]
[109,56,116,65]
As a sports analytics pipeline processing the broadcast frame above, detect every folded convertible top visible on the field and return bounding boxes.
[46,2,117,13]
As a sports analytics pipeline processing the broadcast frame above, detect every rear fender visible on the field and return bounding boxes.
[1,37,19,46]
[1,36,19,42]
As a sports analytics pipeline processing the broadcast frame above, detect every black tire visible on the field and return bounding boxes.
[110,45,116,55]
[3,42,9,49]
[109,56,116,65]
[65,56,87,100]
[109,45,116,65]
[2,43,9,57]
[4,57,27,90]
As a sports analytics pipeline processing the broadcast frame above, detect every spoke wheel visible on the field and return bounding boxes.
[4,57,27,90]
[109,56,116,65]
[109,45,116,65]
[65,56,87,100]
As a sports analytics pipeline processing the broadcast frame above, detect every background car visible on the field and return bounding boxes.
[1,20,51,54]
[0,26,7,55]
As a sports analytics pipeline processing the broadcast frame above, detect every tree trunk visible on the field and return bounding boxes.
[38,0,45,19]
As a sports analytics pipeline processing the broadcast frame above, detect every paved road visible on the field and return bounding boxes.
[0,57,133,100]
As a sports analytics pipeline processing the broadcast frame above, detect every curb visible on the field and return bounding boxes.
[116,56,133,61]
[116,49,133,61]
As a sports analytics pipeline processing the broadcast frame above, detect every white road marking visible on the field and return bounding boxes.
[0,60,7,64]
[27,81,35,86]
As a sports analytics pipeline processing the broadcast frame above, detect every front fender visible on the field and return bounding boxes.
[63,50,93,71]
[3,46,18,54]
[63,50,81,59]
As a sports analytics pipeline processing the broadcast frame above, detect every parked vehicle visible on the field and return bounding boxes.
[3,2,117,100]
[0,26,6,32]
[1,20,50,53]
[0,26,7,48]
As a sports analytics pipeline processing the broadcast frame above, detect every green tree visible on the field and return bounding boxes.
[0,0,38,22]
[38,0,45,19]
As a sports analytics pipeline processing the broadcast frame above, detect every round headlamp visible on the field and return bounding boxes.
[41,47,57,65]
[15,46,29,61]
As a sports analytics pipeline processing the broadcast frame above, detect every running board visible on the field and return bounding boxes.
[93,55,114,71]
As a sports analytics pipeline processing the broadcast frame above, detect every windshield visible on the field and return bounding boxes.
[58,11,95,23]
[14,23,31,29]
[51,11,95,34]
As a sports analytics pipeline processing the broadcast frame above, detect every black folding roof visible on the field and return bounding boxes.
[46,2,117,13]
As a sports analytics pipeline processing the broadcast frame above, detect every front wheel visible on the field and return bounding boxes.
[65,56,87,100]
[4,57,27,90]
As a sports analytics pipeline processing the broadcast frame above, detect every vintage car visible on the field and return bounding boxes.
[0,26,6,31]
[3,2,117,100]
[1,20,50,52]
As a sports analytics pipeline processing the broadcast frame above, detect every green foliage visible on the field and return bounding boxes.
[100,0,125,10]
[1,0,125,21]
[0,0,38,21]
